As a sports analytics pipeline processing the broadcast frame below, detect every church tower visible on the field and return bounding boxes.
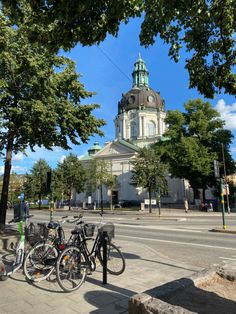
[114,55,166,147]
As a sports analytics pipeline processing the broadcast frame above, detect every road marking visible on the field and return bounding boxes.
[219,257,236,261]
[115,223,203,233]
[118,235,236,251]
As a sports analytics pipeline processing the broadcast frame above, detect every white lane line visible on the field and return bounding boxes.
[219,257,236,261]
[114,223,202,233]
[118,234,236,251]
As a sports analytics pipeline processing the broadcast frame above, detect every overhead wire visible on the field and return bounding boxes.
[97,46,131,83]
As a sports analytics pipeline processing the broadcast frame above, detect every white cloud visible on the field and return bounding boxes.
[215,99,236,130]
[59,155,66,163]
[13,152,24,161]
[11,166,28,173]
[231,146,236,153]
[0,165,28,175]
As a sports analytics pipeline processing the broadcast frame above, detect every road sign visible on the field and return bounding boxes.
[213,160,220,178]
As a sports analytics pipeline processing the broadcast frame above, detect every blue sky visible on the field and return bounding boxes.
[1,18,235,174]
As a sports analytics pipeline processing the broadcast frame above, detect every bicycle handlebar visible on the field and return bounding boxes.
[8,214,34,224]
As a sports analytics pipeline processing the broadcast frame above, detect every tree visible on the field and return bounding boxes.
[2,0,235,97]
[0,14,105,227]
[0,172,24,205]
[55,154,86,210]
[131,147,167,213]
[155,99,236,202]
[23,159,51,209]
[85,159,115,213]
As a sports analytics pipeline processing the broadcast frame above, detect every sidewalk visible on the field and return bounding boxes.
[0,239,202,314]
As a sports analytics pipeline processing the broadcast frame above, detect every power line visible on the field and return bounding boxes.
[97,46,131,83]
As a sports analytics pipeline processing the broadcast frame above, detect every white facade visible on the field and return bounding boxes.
[74,56,192,208]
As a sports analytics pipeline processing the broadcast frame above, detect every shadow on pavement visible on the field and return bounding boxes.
[157,278,236,314]
[121,251,197,272]
[86,276,135,297]
[85,290,128,313]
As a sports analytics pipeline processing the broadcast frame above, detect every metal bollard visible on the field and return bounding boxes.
[102,231,108,284]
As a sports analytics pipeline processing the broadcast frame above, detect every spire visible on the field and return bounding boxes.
[132,54,149,88]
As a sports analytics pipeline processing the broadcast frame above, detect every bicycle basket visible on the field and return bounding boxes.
[99,223,115,240]
[25,223,48,246]
[84,223,95,237]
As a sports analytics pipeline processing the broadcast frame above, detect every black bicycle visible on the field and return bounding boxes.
[23,216,70,282]
[56,218,125,292]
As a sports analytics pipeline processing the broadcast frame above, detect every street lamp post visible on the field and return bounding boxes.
[222,144,230,214]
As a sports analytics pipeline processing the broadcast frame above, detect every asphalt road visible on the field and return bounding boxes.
[6,209,236,271]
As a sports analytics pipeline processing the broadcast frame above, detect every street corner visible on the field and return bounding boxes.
[210,228,236,234]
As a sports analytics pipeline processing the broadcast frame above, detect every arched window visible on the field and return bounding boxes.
[147,121,156,137]
[130,122,137,138]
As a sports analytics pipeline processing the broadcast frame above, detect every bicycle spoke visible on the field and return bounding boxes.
[56,246,86,292]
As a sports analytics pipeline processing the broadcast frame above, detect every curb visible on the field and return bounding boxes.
[128,268,235,314]
[210,228,236,234]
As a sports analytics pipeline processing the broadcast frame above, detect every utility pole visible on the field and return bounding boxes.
[214,160,226,230]
[220,178,226,229]
[222,144,230,214]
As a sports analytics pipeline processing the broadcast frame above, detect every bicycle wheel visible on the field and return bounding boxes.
[98,242,125,275]
[56,246,87,292]
[23,242,58,282]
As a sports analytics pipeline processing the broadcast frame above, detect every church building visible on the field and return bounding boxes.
[74,55,189,208]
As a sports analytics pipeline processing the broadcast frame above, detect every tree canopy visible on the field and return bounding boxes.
[0,12,105,226]
[23,159,51,208]
[85,159,115,212]
[2,0,235,98]
[54,154,86,210]
[155,98,236,201]
[131,147,167,213]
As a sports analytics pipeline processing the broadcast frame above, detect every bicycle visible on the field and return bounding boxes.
[23,215,80,282]
[56,216,125,292]
[0,214,34,281]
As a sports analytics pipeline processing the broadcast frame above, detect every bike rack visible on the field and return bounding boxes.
[102,231,108,285]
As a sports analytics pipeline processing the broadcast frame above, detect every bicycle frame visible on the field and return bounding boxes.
[0,220,25,278]
[69,226,104,272]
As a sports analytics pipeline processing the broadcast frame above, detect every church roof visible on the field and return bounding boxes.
[118,54,165,114]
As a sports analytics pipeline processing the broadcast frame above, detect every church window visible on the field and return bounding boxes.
[131,122,137,138]
[147,121,156,137]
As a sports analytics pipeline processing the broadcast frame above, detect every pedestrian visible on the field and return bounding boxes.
[184,198,189,213]
[207,202,213,212]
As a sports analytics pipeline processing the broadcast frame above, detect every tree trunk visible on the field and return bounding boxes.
[69,189,71,211]
[0,141,13,229]
[193,188,200,200]
[110,190,113,210]
[148,188,152,214]
[100,184,103,214]
[202,188,206,204]
[38,193,42,210]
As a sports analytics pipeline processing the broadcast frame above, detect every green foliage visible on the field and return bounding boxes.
[0,15,105,153]
[131,147,167,212]
[85,159,116,210]
[55,154,86,209]
[23,159,51,206]
[85,159,115,191]
[1,0,142,50]
[0,10,105,225]
[2,0,235,97]
[155,99,236,197]
[0,172,24,203]
[140,0,235,97]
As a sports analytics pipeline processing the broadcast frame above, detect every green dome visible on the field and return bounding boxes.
[88,141,102,156]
